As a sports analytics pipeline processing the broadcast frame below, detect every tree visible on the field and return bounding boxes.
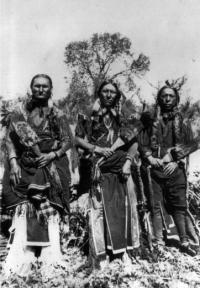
[64,32,150,96]
[58,71,93,122]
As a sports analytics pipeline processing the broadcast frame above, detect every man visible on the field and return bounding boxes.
[2,74,73,275]
[75,80,140,267]
[138,84,198,256]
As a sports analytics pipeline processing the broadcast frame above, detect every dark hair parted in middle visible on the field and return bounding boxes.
[156,85,180,107]
[30,74,53,89]
[97,80,121,102]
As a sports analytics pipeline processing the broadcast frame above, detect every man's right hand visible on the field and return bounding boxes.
[163,162,178,176]
[94,146,113,158]
[10,158,21,187]
[147,155,163,168]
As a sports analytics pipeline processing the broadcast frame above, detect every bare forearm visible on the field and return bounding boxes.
[127,142,138,158]
[5,131,17,161]
[54,142,71,158]
[75,136,95,153]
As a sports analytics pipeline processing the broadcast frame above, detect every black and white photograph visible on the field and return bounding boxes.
[1,0,200,287]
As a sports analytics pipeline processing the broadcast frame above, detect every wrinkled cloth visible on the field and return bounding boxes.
[90,151,139,255]
[3,155,70,214]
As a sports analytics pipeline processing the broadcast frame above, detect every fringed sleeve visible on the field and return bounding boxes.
[171,118,199,161]
[173,112,184,145]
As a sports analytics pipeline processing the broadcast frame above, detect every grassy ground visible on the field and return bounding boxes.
[1,242,200,287]
[1,195,200,288]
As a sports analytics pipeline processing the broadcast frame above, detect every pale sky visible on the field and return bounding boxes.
[1,0,200,104]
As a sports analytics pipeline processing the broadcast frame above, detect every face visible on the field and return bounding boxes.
[100,83,117,108]
[31,76,52,101]
[159,88,177,111]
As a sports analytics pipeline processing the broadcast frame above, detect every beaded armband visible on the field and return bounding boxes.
[9,156,17,162]
[54,151,59,159]
[125,153,134,162]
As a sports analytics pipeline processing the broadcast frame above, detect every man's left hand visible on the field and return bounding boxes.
[163,162,178,176]
[37,152,55,168]
[171,145,186,160]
